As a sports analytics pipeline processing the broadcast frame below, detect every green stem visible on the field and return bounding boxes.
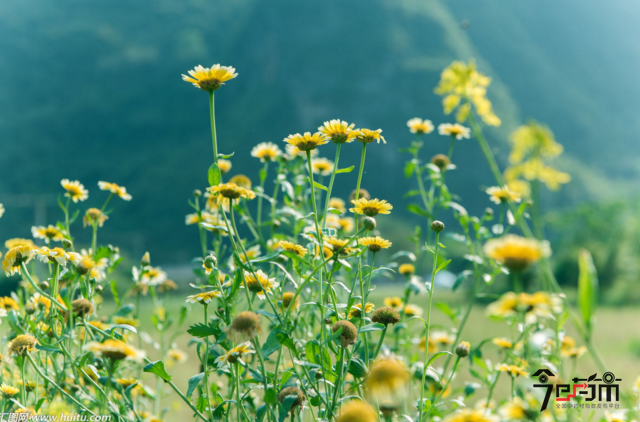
[208,91,218,166]
[202,305,213,422]
[257,161,269,238]
[322,143,342,228]
[447,136,456,160]
[373,326,387,359]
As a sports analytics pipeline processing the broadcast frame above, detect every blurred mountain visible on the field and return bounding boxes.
[1,0,639,263]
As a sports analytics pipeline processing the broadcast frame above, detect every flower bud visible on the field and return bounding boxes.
[362,216,376,231]
[62,239,73,249]
[431,220,445,233]
[204,254,217,269]
[455,341,471,358]
[315,370,323,380]
[193,189,202,198]
[39,281,50,290]
[371,307,401,326]
[484,208,494,219]
[140,252,151,267]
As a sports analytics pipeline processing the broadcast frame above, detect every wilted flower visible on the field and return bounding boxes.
[229,311,261,337]
[251,142,282,162]
[484,235,550,271]
[182,64,237,91]
[332,320,358,348]
[278,387,305,414]
[60,179,88,202]
[72,298,94,318]
[85,339,145,362]
[350,198,392,217]
[407,118,434,135]
[8,334,38,356]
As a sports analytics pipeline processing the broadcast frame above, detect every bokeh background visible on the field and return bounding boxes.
[3,0,640,304]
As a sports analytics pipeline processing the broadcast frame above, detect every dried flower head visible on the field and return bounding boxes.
[278,386,305,412]
[372,307,401,326]
[229,311,261,337]
[83,208,108,227]
[8,334,38,356]
[332,320,358,348]
[431,154,451,170]
[72,298,94,318]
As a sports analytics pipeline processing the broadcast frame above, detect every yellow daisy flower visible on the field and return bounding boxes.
[354,128,386,144]
[407,118,434,134]
[398,263,415,275]
[486,186,521,204]
[85,339,145,362]
[251,142,282,162]
[60,179,88,202]
[338,217,355,233]
[283,132,329,152]
[328,198,346,213]
[347,302,374,319]
[31,225,65,242]
[218,159,232,174]
[359,236,392,252]
[4,238,34,250]
[336,401,377,422]
[438,123,471,140]
[0,297,19,311]
[497,364,528,378]
[285,144,319,160]
[186,291,221,305]
[98,181,132,201]
[318,119,356,144]
[0,384,19,398]
[419,336,438,353]
[403,304,423,317]
[366,358,409,396]
[243,270,278,300]
[384,297,403,309]
[323,237,351,253]
[83,208,108,227]
[443,409,499,422]
[350,198,393,216]
[35,247,81,267]
[484,235,550,271]
[311,158,334,176]
[492,338,513,349]
[182,64,237,91]
[167,349,188,364]
[215,342,254,367]
[2,245,35,276]
[275,240,307,257]
[208,182,256,202]
[140,266,167,286]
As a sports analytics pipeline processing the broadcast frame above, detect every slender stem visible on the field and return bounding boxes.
[322,143,342,228]
[447,136,456,160]
[373,326,387,359]
[330,346,346,414]
[354,144,367,214]
[208,91,218,166]
[418,232,440,422]
[20,263,65,310]
[257,161,269,238]
[202,305,213,422]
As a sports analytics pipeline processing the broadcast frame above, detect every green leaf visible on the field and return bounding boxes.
[218,152,235,159]
[404,161,416,178]
[143,361,172,383]
[110,280,120,307]
[305,341,321,365]
[187,321,221,338]
[313,181,328,191]
[577,249,598,335]
[256,404,267,422]
[435,259,452,274]
[208,163,221,186]
[426,351,452,368]
[186,373,204,399]
[407,204,430,218]
[276,331,296,351]
[359,323,385,333]
[452,270,473,292]
[417,398,431,412]
[335,165,355,174]
[348,358,368,378]
[279,394,299,422]
[261,329,281,358]
[264,388,277,404]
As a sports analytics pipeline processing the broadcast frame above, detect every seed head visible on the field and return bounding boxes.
[72,298,94,319]
[431,220,445,233]
[332,320,358,348]
[371,307,401,326]
[278,386,305,411]
[229,311,261,337]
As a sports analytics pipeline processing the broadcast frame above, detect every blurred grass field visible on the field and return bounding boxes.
[112,284,640,418]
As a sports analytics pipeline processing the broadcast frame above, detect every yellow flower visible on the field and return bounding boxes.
[328,198,346,213]
[605,412,626,422]
[338,217,355,233]
[0,384,19,398]
[509,121,563,164]
[35,247,81,266]
[560,336,586,358]
[407,118,434,135]
[243,270,278,300]
[167,349,188,364]
[8,334,38,356]
[384,297,403,309]
[0,297,19,311]
[185,290,221,305]
[499,397,531,420]
[484,235,550,271]
[498,364,528,377]
[238,245,261,264]
[85,339,145,362]
[285,144,319,160]
[98,181,132,200]
[30,293,52,313]
[318,120,357,144]
[275,241,307,257]
[398,263,415,275]
[507,180,531,199]
[486,186,521,204]
[323,237,354,255]
[336,400,377,422]
[488,292,561,324]
[443,409,499,422]
[281,292,299,310]
[347,302,374,319]
[366,358,408,396]
[251,142,282,162]
[83,208,108,227]
[60,179,88,202]
[208,183,256,202]
[218,159,232,174]
[182,64,238,91]
[4,238,34,249]
[140,266,168,286]
[350,198,392,216]
[354,128,386,144]
[283,132,329,152]
[434,60,501,127]
[32,225,65,241]
[3,245,35,276]
[431,331,455,346]
[403,304,423,317]
[311,158,334,176]
[438,123,471,140]
[112,316,139,327]
[359,236,392,252]
[505,158,570,191]
[215,342,254,366]
[492,338,513,349]
[419,336,438,353]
